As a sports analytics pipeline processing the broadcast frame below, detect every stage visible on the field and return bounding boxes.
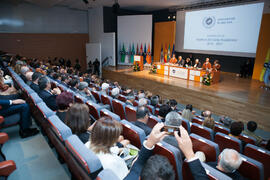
[103,66,270,132]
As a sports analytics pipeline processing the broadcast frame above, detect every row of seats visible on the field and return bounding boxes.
[10,67,270,180]
[26,68,234,180]
[50,71,270,180]
[7,67,119,180]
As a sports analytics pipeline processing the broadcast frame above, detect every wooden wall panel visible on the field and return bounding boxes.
[253,14,270,80]
[153,21,176,62]
[0,33,89,70]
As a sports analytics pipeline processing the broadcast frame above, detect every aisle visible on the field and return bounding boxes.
[2,122,70,180]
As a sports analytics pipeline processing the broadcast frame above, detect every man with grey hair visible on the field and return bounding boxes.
[25,71,33,85]
[163,111,182,149]
[20,66,30,82]
[208,148,245,180]
[77,81,96,103]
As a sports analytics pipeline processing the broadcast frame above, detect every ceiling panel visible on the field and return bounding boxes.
[21,0,220,11]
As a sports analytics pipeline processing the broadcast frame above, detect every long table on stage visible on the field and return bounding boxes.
[155,63,220,84]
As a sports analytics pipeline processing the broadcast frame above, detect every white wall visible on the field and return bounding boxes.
[117,15,152,64]
[88,7,116,66]
[0,2,88,33]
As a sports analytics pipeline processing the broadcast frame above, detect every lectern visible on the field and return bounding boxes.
[134,55,143,71]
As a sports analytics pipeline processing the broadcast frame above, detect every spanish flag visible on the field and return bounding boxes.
[164,44,168,63]
[146,43,151,64]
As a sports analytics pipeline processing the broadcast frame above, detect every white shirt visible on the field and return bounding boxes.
[85,141,129,180]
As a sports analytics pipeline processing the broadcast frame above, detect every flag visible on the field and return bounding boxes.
[140,43,143,55]
[127,43,131,63]
[260,48,270,82]
[172,44,175,55]
[120,43,126,63]
[143,43,147,64]
[164,44,167,63]
[146,43,151,64]
[167,44,171,61]
[160,44,164,63]
[130,43,135,63]
[136,43,139,55]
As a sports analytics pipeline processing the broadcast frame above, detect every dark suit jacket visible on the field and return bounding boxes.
[124,145,152,180]
[189,159,209,180]
[30,82,40,93]
[124,145,208,180]
[38,90,58,111]
[194,62,202,68]
[131,121,151,136]
[0,99,11,107]
[207,162,247,180]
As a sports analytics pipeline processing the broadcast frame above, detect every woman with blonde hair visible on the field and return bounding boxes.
[87,116,128,179]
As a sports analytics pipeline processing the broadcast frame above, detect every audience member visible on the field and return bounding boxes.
[111,87,120,99]
[150,95,159,108]
[132,106,151,136]
[163,112,182,148]
[38,76,61,111]
[202,110,215,129]
[126,95,135,106]
[65,103,90,143]
[244,121,262,146]
[69,78,79,92]
[30,72,42,93]
[0,99,39,138]
[229,121,244,139]
[141,155,175,180]
[87,116,128,179]
[56,92,74,122]
[207,149,245,180]
[138,91,145,99]
[133,125,209,180]
[20,66,30,82]
[202,116,215,130]
[77,81,96,103]
[158,104,171,122]
[100,82,109,95]
[25,71,33,85]
[169,99,178,111]
[138,98,148,106]
[182,104,193,122]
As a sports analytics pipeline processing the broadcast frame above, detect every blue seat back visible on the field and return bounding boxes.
[121,120,146,148]
[65,135,103,177]
[96,169,120,180]
[100,109,121,121]
[47,115,72,141]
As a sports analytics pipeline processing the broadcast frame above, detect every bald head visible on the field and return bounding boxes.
[218,149,243,173]
[26,71,34,81]
[204,110,212,118]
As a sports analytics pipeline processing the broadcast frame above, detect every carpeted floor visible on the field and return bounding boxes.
[2,122,70,180]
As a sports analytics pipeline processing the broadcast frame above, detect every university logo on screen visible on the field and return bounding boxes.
[202,16,216,28]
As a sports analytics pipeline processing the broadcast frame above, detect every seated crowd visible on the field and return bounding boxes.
[0,53,269,180]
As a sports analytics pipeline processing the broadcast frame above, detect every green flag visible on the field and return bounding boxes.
[121,43,126,63]
[130,43,135,63]
[167,44,171,61]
